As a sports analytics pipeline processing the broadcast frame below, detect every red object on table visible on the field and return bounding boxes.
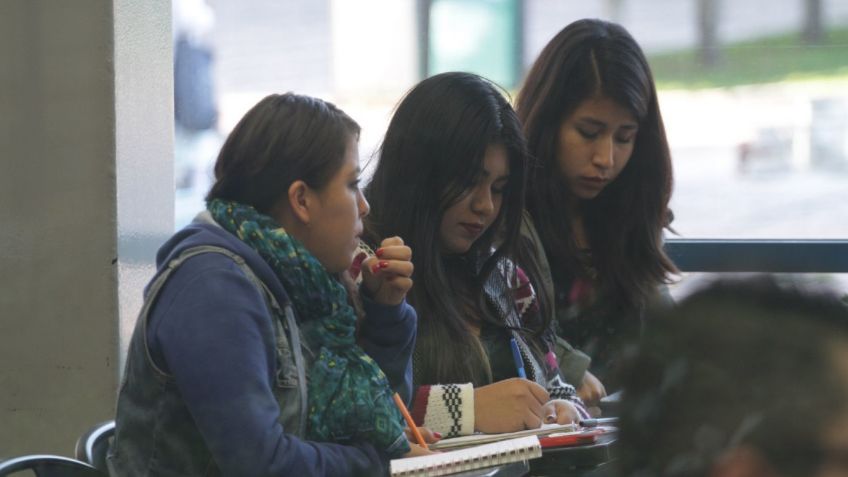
[538,429,603,449]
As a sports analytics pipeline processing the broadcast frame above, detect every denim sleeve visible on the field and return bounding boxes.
[150,256,387,477]
[357,294,417,404]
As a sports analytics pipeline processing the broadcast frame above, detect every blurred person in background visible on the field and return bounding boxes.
[173,0,223,226]
[617,275,848,477]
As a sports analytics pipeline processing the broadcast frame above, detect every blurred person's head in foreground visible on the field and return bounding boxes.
[617,275,848,477]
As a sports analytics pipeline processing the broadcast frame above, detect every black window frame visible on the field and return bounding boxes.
[665,239,848,273]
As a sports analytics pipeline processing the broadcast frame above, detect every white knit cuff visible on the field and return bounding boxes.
[421,383,475,437]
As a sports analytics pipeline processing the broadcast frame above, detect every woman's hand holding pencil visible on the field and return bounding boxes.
[393,392,441,457]
[404,426,442,445]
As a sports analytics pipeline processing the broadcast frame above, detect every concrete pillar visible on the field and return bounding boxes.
[0,0,173,456]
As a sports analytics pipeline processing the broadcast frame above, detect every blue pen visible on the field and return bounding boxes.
[509,338,527,379]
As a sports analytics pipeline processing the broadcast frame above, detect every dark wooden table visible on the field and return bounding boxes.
[529,433,618,477]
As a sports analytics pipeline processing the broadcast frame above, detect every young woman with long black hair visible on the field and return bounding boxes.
[359,72,586,438]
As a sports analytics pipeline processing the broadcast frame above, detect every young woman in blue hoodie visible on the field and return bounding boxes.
[109,93,424,476]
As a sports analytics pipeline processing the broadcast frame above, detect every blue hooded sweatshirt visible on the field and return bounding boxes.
[111,215,416,476]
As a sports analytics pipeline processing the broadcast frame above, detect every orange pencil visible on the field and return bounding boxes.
[393,392,428,449]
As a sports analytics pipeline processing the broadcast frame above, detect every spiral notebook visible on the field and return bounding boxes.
[430,422,578,450]
[390,435,542,477]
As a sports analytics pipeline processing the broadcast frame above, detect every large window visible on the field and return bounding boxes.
[172,0,848,290]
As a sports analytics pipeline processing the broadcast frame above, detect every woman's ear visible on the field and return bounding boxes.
[287,180,312,225]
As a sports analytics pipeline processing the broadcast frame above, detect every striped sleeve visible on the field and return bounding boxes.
[410,383,475,438]
[513,266,539,318]
[546,376,591,420]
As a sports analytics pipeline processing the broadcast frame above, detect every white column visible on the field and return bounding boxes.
[0,0,173,456]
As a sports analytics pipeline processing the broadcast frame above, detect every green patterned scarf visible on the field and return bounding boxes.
[208,199,409,456]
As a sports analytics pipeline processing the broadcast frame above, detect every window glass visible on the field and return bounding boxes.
[429,0,521,88]
[669,273,848,303]
[173,0,848,241]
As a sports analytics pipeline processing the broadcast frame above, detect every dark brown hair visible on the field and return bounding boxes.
[618,276,848,476]
[207,93,360,213]
[516,19,677,311]
[365,72,529,386]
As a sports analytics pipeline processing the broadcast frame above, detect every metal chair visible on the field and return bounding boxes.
[0,454,103,476]
[73,420,115,473]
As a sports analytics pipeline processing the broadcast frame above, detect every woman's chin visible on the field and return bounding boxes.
[440,239,473,256]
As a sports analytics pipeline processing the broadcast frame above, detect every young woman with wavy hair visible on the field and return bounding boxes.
[516,19,678,397]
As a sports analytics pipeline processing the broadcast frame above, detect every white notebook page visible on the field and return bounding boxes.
[390,435,542,477]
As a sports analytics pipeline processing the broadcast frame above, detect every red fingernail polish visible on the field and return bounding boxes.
[379,261,389,268]
[433,432,442,439]
[371,265,379,274]
[375,248,384,257]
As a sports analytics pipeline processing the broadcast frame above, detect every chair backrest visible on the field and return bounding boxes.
[0,454,103,477]
[73,421,115,473]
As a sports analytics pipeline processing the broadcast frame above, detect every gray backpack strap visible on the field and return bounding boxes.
[141,244,308,436]
[283,305,308,436]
